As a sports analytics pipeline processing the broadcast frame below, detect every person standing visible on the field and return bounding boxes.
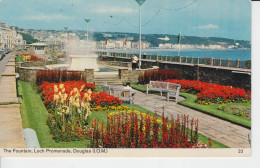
[131,54,138,70]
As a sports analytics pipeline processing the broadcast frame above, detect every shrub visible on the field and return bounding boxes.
[138,68,181,84]
[36,69,87,86]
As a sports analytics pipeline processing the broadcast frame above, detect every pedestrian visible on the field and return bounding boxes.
[131,54,138,70]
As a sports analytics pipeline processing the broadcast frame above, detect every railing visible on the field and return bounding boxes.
[96,51,251,69]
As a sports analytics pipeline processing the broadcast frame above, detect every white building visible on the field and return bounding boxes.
[0,23,24,50]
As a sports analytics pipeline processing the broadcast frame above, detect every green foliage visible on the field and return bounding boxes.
[218,105,251,118]
[20,32,38,44]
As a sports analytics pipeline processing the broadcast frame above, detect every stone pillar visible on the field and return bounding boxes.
[197,58,200,64]
[236,60,240,68]
[85,69,94,83]
[194,65,200,81]
[219,59,222,66]
[118,68,129,82]
[227,59,231,67]
[170,56,172,62]
[191,57,194,64]
[180,56,182,63]
[245,60,251,69]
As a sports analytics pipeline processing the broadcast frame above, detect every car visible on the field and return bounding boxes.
[4,48,11,54]
[0,50,5,60]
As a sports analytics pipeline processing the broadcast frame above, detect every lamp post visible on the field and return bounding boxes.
[84,18,91,44]
[64,26,68,55]
[135,0,146,69]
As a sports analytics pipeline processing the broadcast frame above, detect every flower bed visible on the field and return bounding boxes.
[218,105,251,119]
[89,110,209,148]
[17,53,47,62]
[165,79,251,105]
[138,68,181,84]
[36,69,87,86]
[39,81,125,142]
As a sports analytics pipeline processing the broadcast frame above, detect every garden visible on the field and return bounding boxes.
[16,53,47,62]
[17,69,228,148]
[136,69,251,128]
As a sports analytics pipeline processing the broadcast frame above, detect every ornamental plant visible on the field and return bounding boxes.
[165,79,251,105]
[39,81,123,111]
[138,68,181,84]
[89,110,207,148]
[36,69,87,86]
[52,83,92,131]
[18,53,47,62]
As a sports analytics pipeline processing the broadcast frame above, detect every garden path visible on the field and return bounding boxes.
[133,90,251,148]
[0,52,26,148]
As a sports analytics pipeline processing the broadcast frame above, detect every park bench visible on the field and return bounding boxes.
[146,81,169,96]
[166,83,181,102]
[101,84,135,104]
[146,81,181,102]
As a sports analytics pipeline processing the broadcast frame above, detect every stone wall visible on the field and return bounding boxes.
[18,67,45,82]
[98,60,132,68]
[20,60,58,68]
[99,57,251,90]
[159,62,251,90]
[85,69,94,83]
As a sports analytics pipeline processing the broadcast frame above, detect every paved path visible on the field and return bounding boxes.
[0,53,12,81]
[133,90,251,148]
[0,53,26,148]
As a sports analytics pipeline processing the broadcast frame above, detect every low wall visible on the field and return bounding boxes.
[100,56,251,90]
[17,66,95,84]
[20,60,59,67]
[18,67,45,82]
[98,60,132,68]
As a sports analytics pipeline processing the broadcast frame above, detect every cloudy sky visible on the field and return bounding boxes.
[0,0,251,40]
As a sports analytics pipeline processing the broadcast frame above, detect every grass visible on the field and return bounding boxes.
[18,81,89,148]
[18,81,227,148]
[130,82,251,129]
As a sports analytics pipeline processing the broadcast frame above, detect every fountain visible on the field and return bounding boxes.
[67,39,99,71]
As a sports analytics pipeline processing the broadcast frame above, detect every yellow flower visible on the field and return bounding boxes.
[59,84,64,89]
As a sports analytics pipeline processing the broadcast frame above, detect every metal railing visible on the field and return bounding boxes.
[97,51,251,69]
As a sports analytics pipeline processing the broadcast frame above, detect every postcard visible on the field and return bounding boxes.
[0,0,253,158]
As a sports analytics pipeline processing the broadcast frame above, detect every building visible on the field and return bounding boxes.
[28,42,48,55]
[0,22,24,50]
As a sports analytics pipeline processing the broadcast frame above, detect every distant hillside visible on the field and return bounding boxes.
[92,32,251,49]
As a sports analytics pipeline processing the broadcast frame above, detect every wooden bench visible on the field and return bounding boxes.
[146,81,181,102]
[166,83,181,102]
[146,81,169,96]
[101,84,135,104]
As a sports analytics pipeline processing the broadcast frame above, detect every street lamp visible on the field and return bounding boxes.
[84,18,91,44]
[135,0,146,69]
[64,26,68,55]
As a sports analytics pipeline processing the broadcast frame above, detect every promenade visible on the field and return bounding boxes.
[133,90,251,148]
[0,53,25,148]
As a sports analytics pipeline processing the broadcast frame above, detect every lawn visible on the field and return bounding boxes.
[130,82,251,129]
[18,81,228,148]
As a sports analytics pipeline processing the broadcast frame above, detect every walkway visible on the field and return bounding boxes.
[0,53,12,81]
[133,90,251,148]
[0,52,25,148]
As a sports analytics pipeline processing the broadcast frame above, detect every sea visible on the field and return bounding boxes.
[107,49,251,61]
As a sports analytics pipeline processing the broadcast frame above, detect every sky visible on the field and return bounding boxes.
[0,0,251,40]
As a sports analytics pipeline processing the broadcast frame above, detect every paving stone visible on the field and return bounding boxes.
[133,89,251,148]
